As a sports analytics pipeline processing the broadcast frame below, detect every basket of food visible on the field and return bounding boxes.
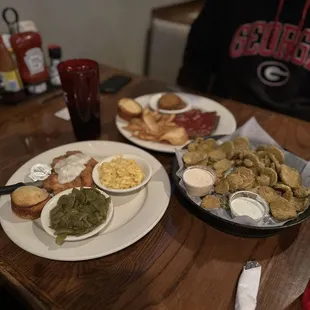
[172,118,310,237]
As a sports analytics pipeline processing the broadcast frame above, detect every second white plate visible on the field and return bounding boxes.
[116,93,237,153]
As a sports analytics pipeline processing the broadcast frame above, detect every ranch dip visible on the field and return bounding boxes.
[230,197,264,220]
[183,166,215,196]
[183,168,214,187]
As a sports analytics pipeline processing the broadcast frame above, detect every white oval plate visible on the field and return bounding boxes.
[92,154,152,194]
[0,141,171,261]
[149,92,192,114]
[116,93,237,153]
[41,187,114,242]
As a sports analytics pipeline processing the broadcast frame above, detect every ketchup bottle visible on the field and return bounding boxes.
[10,31,49,94]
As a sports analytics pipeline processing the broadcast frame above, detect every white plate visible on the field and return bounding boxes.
[0,141,171,261]
[116,93,237,153]
[41,187,114,242]
[149,92,192,114]
[92,154,152,194]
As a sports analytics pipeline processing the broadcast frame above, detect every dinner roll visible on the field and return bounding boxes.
[11,186,50,220]
[118,98,142,121]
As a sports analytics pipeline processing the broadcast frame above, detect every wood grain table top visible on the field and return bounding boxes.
[0,65,310,310]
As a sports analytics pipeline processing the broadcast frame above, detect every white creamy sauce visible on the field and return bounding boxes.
[183,168,214,188]
[230,197,264,220]
[54,153,91,184]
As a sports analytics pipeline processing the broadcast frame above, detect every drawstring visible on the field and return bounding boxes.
[272,0,310,58]
[288,0,310,57]
[297,0,310,33]
[274,0,285,26]
[268,0,284,52]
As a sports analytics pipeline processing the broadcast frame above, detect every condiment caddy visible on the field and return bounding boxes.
[0,7,62,104]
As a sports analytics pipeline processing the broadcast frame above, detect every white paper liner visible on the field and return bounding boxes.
[175,117,310,227]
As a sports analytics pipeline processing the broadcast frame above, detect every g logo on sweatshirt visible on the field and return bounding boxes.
[257,61,290,86]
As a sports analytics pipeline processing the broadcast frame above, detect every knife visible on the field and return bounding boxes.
[0,163,51,196]
[0,181,44,196]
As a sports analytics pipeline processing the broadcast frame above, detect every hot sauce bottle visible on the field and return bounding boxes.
[0,35,25,103]
[10,31,49,94]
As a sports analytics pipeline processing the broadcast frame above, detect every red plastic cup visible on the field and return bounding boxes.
[57,59,101,141]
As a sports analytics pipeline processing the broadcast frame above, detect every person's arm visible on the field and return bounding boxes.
[177,0,222,92]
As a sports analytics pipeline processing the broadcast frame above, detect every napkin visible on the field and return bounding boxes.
[235,261,261,310]
[54,108,70,121]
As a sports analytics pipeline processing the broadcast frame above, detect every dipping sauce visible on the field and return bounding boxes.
[98,156,144,189]
[184,168,213,187]
[54,153,91,184]
[183,166,215,196]
[230,197,264,220]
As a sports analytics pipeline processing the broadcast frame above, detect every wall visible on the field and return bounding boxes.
[0,0,187,74]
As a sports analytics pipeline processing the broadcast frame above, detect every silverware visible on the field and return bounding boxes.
[0,163,51,196]
[244,260,260,270]
[0,181,44,195]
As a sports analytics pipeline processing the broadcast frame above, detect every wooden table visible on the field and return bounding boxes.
[1,65,310,310]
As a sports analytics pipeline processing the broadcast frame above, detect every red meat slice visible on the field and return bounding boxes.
[175,109,219,138]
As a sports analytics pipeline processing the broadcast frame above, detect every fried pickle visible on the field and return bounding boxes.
[201,195,221,209]
[270,197,297,221]
[280,164,301,188]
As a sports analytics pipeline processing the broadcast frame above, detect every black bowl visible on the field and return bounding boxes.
[172,136,310,238]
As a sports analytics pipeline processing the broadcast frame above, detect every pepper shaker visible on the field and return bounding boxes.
[48,44,62,86]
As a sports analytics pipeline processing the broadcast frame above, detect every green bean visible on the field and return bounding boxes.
[50,187,110,245]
